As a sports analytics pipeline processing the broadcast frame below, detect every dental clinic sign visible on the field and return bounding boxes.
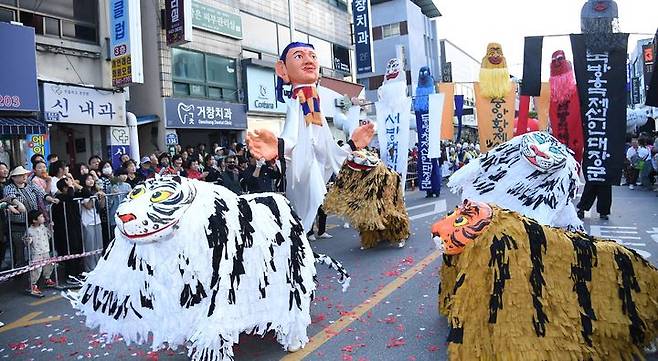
[245,66,286,114]
[164,97,247,129]
[109,0,144,87]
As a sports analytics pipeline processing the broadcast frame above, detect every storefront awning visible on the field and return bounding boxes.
[0,117,46,135]
[137,114,159,126]
[410,0,441,18]
[318,77,364,99]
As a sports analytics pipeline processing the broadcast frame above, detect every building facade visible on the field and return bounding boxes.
[629,37,654,108]
[1,0,121,168]
[130,0,356,155]
[356,0,441,103]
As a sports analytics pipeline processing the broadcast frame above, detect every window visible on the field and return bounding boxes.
[309,36,332,69]
[241,13,278,55]
[172,48,238,102]
[382,23,400,39]
[0,0,98,43]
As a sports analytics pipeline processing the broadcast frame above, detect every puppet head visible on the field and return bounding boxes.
[581,0,618,33]
[383,58,405,84]
[479,43,512,99]
[520,131,569,173]
[431,199,493,255]
[418,66,433,87]
[275,42,318,102]
[346,149,381,171]
[549,50,577,103]
[116,175,197,243]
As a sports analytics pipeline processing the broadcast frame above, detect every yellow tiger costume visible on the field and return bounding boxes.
[432,200,658,361]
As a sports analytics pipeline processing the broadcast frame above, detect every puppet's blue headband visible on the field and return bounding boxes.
[276,42,315,103]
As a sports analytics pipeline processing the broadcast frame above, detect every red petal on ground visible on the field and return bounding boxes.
[381,315,397,324]
[396,323,404,332]
[312,313,327,323]
[427,345,440,352]
[408,356,417,361]
[342,353,353,361]
[386,337,406,348]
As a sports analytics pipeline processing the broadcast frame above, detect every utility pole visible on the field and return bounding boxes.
[288,0,296,42]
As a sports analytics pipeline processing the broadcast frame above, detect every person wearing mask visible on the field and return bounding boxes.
[52,177,84,285]
[171,154,187,177]
[30,160,52,194]
[123,160,143,188]
[79,174,104,271]
[4,166,59,266]
[244,156,281,193]
[204,154,222,184]
[220,156,243,194]
[138,157,155,180]
[97,161,114,249]
[186,159,208,180]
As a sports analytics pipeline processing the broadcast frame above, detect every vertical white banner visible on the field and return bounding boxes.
[428,93,445,158]
[376,98,412,183]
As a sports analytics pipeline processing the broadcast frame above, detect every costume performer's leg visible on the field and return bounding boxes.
[577,181,597,212]
[317,207,327,235]
[595,184,612,216]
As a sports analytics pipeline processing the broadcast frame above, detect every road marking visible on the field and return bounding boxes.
[29,295,62,306]
[0,312,61,334]
[280,249,443,361]
[409,199,447,221]
[590,225,651,259]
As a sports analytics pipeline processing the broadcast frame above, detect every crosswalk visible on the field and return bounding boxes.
[589,225,652,259]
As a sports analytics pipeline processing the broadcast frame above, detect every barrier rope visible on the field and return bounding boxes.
[0,249,104,282]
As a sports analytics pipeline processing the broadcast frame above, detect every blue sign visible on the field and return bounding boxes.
[164,97,247,129]
[352,0,373,74]
[108,145,130,170]
[0,23,39,112]
[165,133,179,145]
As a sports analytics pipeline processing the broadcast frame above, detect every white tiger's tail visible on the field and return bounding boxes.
[313,252,351,292]
[447,158,482,194]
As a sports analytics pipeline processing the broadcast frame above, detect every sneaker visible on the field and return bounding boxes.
[577,210,585,219]
[600,214,609,220]
[397,240,406,248]
[0,321,4,328]
[30,285,42,296]
[629,184,634,190]
[317,233,333,239]
[307,234,316,241]
[45,279,56,287]
[343,222,350,229]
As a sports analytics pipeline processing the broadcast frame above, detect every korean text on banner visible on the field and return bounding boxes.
[25,134,50,170]
[109,0,144,87]
[376,99,412,182]
[352,0,374,74]
[437,83,454,140]
[427,93,444,158]
[43,83,126,127]
[474,82,515,153]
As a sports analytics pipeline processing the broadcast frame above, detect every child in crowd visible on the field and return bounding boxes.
[24,210,55,295]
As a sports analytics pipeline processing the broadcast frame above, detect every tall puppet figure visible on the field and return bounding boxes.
[247,42,375,232]
[475,43,515,152]
[549,50,584,163]
[413,66,442,198]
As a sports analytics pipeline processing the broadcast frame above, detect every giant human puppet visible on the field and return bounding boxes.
[548,50,584,163]
[247,42,374,232]
[376,58,412,182]
[474,43,515,152]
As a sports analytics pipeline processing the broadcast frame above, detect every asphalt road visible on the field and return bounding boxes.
[0,184,657,361]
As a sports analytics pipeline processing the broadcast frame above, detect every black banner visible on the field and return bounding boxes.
[521,36,543,96]
[570,33,628,185]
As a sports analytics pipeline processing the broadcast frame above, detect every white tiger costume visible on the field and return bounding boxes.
[448,132,583,231]
[67,175,349,361]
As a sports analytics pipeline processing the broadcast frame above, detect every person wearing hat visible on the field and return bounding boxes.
[137,156,155,180]
[3,166,59,267]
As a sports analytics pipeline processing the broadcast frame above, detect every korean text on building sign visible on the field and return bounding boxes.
[45,88,116,122]
[177,103,233,126]
[584,52,611,182]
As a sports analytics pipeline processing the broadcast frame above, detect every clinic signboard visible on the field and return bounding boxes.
[0,22,39,112]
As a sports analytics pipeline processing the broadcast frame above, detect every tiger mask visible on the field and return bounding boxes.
[431,199,492,255]
[116,175,197,243]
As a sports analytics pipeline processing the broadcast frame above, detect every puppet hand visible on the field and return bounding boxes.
[246,129,279,161]
[351,122,375,150]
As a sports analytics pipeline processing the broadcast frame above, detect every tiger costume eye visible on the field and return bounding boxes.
[453,216,468,227]
[130,187,145,199]
[150,190,172,203]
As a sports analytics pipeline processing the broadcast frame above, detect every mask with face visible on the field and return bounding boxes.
[102,167,113,176]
